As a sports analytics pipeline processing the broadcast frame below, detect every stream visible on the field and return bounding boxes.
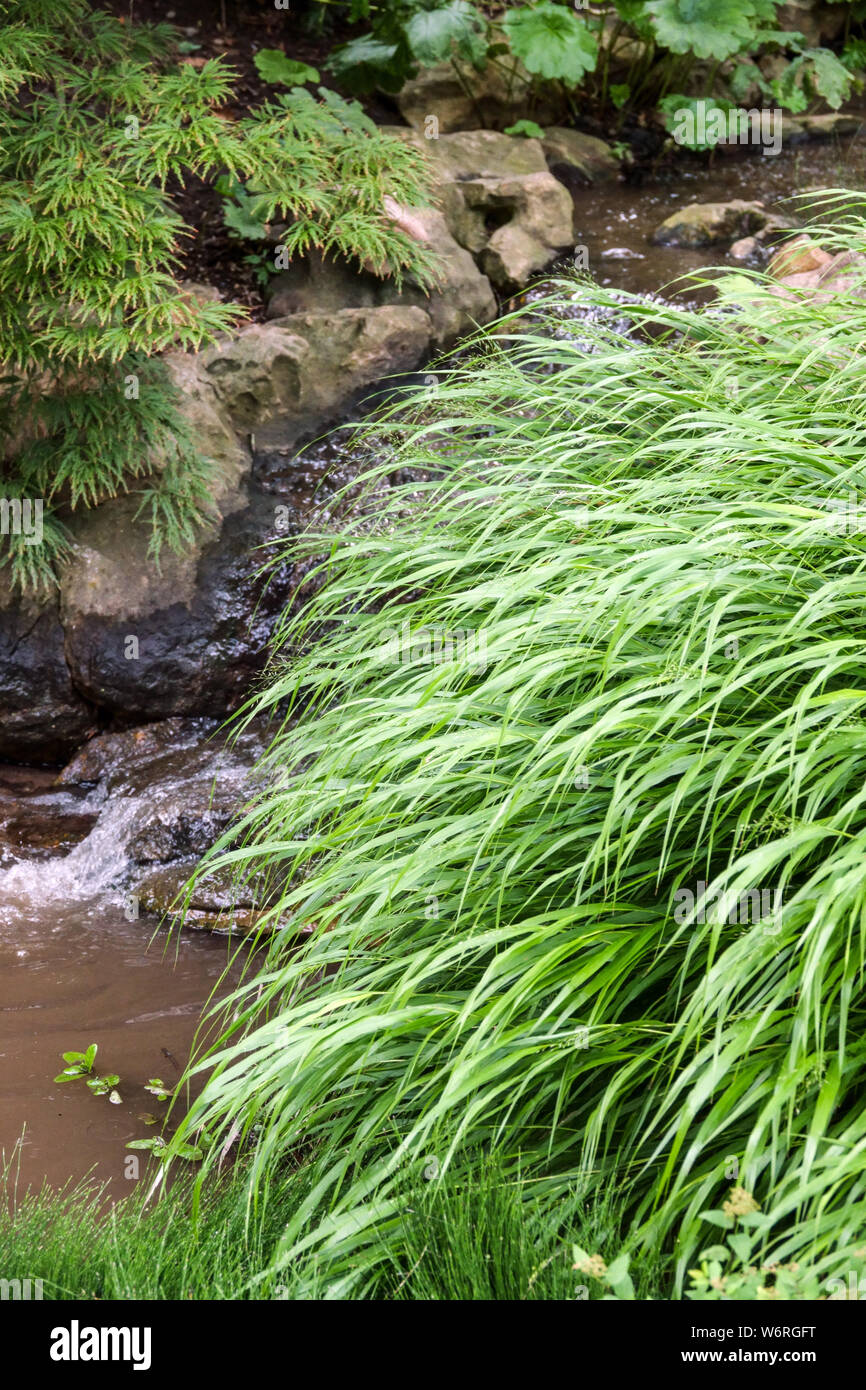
[2,130,863,1199]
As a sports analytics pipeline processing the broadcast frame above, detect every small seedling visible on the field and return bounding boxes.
[54,1043,97,1083]
[126,1136,204,1162]
[144,1078,173,1102]
[87,1072,120,1098]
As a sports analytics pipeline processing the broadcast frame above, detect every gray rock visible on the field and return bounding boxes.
[266,215,497,349]
[59,482,297,721]
[0,573,94,763]
[201,308,431,433]
[728,235,763,263]
[797,112,863,139]
[386,128,574,290]
[542,128,620,185]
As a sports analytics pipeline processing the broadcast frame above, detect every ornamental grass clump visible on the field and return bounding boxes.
[179,202,866,1295]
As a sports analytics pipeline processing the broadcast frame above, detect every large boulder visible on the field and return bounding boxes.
[541,128,621,186]
[200,308,431,433]
[266,215,497,349]
[0,300,436,755]
[58,480,297,722]
[0,573,94,763]
[387,128,575,290]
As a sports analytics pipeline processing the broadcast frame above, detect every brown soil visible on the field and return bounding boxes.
[103,0,398,316]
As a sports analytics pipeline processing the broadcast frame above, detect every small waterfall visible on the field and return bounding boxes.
[0,792,144,907]
[0,722,263,932]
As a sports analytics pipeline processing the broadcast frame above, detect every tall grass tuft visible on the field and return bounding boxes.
[178,205,866,1294]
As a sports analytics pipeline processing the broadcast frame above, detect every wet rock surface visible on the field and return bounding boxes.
[0,574,95,764]
[19,715,277,932]
[0,766,98,866]
[134,861,286,935]
[59,481,298,721]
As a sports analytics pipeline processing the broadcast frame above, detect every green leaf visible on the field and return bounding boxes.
[405,2,487,68]
[698,1209,735,1229]
[659,93,736,150]
[648,0,758,61]
[84,1044,97,1069]
[503,2,598,85]
[504,119,546,138]
[175,1143,205,1161]
[126,1137,167,1152]
[605,1253,635,1298]
[728,60,771,103]
[801,48,853,109]
[327,37,410,95]
[729,1233,753,1262]
[699,1244,730,1261]
[610,83,631,109]
[253,50,319,86]
[223,200,268,241]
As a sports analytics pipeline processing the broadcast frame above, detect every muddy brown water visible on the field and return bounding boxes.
[0,764,245,1201]
[0,891,238,1199]
[2,131,865,1200]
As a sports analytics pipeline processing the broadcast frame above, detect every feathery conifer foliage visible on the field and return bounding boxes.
[0,0,432,590]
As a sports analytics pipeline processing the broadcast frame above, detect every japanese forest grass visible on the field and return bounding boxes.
[177,206,866,1295]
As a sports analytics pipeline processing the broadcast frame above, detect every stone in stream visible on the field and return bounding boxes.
[728,236,764,264]
[541,128,621,186]
[0,766,98,863]
[134,861,295,935]
[768,235,834,278]
[769,245,866,301]
[52,716,280,932]
[651,200,797,249]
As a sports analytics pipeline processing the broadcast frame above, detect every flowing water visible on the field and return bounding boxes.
[0,754,245,1198]
[2,130,865,1198]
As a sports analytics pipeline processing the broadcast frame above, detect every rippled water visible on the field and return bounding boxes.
[0,765,242,1197]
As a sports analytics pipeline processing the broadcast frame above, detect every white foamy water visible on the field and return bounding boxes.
[0,793,141,913]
